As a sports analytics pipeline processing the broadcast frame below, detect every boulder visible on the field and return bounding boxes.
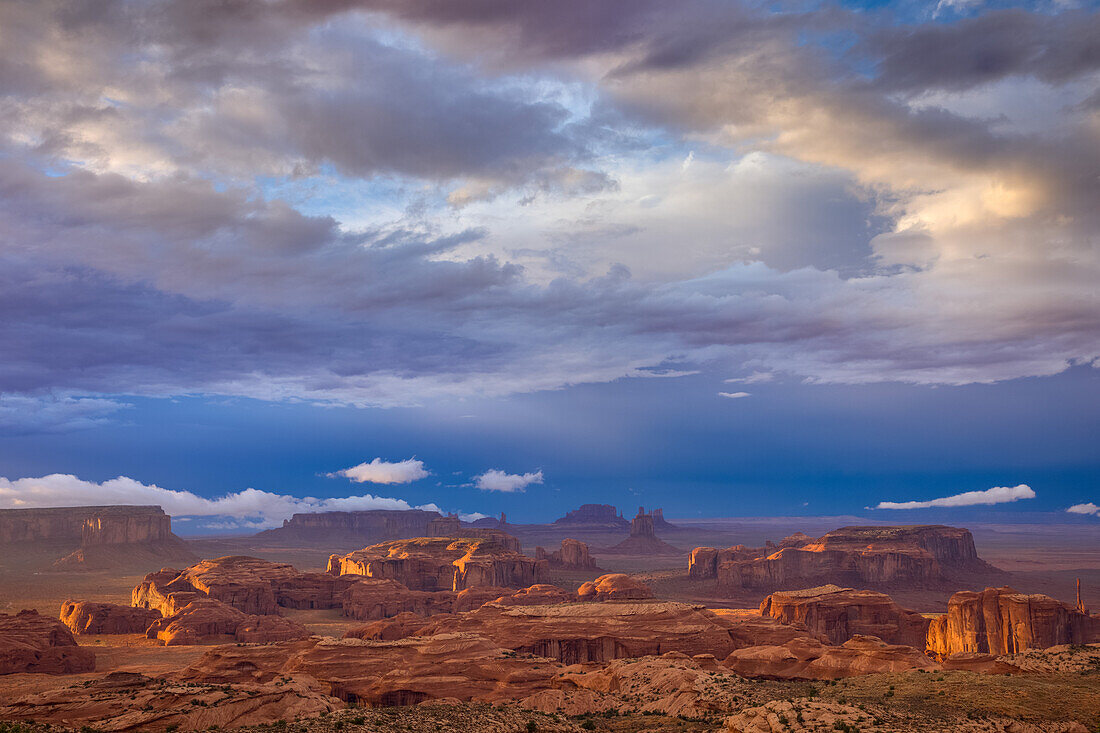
[926,586,1100,657]
[535,539,598,570]
[724,635,939,680]
[759,585,930,647]
[327,536,546,591]
[577,573,652,601]
[0,609,96,675]
[145,598,310,646]
[59,600,161,635]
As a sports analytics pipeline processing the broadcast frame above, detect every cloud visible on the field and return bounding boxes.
[1067,502,1100,516]
[718,392,751,399]
[872,484,1036,510]
[0,473,447,529]
[474,469,544,493]
[331,458,430,485]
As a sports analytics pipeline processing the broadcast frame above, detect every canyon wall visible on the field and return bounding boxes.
[0,505,173,545]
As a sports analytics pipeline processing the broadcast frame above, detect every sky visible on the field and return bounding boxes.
[0,0,1098,531]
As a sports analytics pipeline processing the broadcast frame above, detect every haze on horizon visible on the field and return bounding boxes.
[0,0,1098,531]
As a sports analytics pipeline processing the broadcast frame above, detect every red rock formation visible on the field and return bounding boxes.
[379,601,739,664]
[254,509,442,545]
[327,537,545,591]
[0,671,339,730]
[690,525,999,590]
[603,507,683,555]
[576,573,653,602]
[925,586,1100,657]
[145,598,311,646]
[536,539,598,570]
[759,585,930,647]
[59,600,161,635]
[493,584,575,607]
[0,609,96,675]
[178,634,568,707]
[341,578,456,621]
[132,556,353,617]
[724,635,939,680]
[552,504,629,528]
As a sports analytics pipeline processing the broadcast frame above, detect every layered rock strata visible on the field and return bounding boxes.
[145,598,311,646]
[760,585,930,647]
[536,539,598,570]
[59,600,161,635]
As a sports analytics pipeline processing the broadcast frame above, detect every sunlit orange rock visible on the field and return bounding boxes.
[724,635,939,680]
[145,598,311,646]
[59,600,161,635]
[759,585,930,647]
[926,586,1100,657]
[577,573,652,601]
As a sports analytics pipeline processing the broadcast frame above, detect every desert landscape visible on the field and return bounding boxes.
[2,504,1098,732]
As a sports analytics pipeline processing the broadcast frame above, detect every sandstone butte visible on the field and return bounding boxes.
[759,585,931,648]
[689,525,1001,590]
[926,586,1100,657]
[0,505,196,570]
[535,538,599,570]
[133,555,359,616]
[59,600,162,635]
[0,609,96,675]
[602,507,684,556]
[326,536,546,591]
[144,598,311,646]
[576,573,653,602]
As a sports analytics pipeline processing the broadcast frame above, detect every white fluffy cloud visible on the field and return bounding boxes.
[1067,502,1100,516]
[474,469,544,493]
[330,458,430,484]
[718,391,751,399]
[0,473,446,529]
[872,484,1035,510]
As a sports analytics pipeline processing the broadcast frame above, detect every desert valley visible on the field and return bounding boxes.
[1,504,1098,732]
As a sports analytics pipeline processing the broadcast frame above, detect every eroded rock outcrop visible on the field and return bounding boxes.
[552,504,629,529]
[59,600,161,635]
[536,539,598,570]
[603,507,683,555]
[724,635,939,680]
[371,601,741,663]
[690,525,999,590]
[0,671,339,730]
[132,556,355,617]
[760,585,930,647]
[341,578,456,621]
[576,573,653,602]
[0,609,96,675]
[327,537,546,591]
[926,586,1100,657]
[145,598,311,646]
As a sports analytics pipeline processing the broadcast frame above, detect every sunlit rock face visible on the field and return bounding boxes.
[327,537,546,591]
[759,585,930,647]
[59,601,161,635]
[926,586,1100,657]
[690,525,999,590]
[0,609,96,675]
[144,598,311,646]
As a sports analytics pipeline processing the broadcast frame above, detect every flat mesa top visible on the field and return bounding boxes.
[0,505,166,516]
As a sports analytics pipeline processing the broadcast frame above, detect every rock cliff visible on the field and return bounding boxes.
[926,586,1100,657]
[0,609,96,675]
[536,538,598,570]
[145,598,311,646]
[690,525,1000,590]
[327,537,546,591]
[759,585,930,647]
[254,509,442,545]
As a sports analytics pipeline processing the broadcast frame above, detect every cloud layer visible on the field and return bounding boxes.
[873,484,1036,510]
[0,474,444,529]
[0,0,1097,424]
[331,458,430,484]
[474,469,544,493]
[1067,502,1100,517]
